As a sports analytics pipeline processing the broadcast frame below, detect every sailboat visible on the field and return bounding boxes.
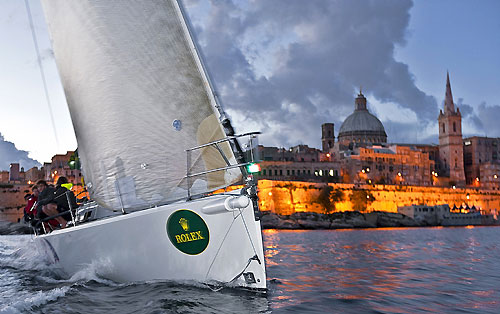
[33,0,267,291]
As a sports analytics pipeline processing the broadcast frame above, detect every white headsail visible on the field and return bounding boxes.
[41,0,241,210]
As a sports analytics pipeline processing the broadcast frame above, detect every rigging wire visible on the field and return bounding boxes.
[24,0,59,147]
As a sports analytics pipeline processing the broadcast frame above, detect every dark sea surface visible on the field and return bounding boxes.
[1,226,500,313]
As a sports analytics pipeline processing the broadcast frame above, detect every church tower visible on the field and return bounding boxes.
[438,72,465,185]
[321,123,335,152]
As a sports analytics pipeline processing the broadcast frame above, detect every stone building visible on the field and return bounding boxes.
[259,160,341,183]
[340,145,435,186]
[258,145,320,162]
[0,171,9,183]
[25,166,44,184]
[337,91,387,150]
[256,72,498,189]
[8,163,21,181]
[321,123,335,152]
[463,136,500,186]
[44,151,82,184]
[438,72,465,185]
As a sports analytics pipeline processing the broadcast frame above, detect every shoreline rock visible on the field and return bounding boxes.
[260,211,422,230]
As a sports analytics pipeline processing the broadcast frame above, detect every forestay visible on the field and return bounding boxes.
[41,0,241,211]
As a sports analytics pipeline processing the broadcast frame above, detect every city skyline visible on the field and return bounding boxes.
[1,0,500,171]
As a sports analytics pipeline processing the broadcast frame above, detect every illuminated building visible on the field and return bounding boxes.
[341,145,435,186]
[259,160,341,183]
[463,137,500,187]
[338,90,387,150]
[25,166,44,183]
[44,151,82,184]
[438,72,465,185]
[258,73,498,190]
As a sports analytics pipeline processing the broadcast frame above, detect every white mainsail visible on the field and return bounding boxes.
[41,0,241,211]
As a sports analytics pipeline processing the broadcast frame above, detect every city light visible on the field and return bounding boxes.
[398,172,402,177]
[494,174,498,179]
[247,163,261,173]
[476,177,480,182]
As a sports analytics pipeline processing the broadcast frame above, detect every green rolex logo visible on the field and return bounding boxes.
[167,210,209,255]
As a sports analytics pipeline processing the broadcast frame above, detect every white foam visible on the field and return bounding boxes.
[0,235,55,272]
[0,286,71,314]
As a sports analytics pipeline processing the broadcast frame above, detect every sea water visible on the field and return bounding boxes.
[1,226,500,313]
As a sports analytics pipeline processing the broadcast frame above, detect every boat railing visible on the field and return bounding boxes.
[184,132,260,199]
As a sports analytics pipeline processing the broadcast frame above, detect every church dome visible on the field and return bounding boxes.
[338,92,387,147]
[339,110,386,134]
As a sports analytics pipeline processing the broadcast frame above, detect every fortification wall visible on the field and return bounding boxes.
[0,184,30,222]
[257,180,500,215]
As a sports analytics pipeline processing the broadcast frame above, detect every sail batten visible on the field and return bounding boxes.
[41,0,241,210]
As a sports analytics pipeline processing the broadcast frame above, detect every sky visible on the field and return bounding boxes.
[1,0,499,171]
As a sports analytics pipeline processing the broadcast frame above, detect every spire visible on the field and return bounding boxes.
[445,71,455,112]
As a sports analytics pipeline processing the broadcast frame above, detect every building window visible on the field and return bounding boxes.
[442,123,445,133]
[263,169,266,175]
[453,122,456,132]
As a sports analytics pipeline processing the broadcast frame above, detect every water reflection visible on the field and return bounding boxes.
[264,227,500,313]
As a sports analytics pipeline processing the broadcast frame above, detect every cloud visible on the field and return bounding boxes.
[0,132,41,171]
[183,0,440,148]
[476,102,500,137]
[455,98,484,134]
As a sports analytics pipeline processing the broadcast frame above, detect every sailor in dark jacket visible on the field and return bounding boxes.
[35,180,56,219]
[39,177,78,228]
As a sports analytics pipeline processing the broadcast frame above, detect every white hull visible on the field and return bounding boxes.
[35,193,266,290]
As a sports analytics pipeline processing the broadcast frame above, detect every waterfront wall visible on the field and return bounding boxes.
[0,184,29,222]
[257,180,500,215]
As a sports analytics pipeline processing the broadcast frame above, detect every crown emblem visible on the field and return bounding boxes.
[179,218,189,231]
